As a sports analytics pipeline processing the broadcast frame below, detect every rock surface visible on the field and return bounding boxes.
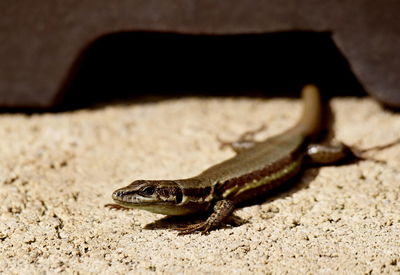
[0,96,399,273]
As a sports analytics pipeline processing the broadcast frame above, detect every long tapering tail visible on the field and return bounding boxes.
[294,84,322,137]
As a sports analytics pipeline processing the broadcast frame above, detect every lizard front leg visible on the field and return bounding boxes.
[218,125,266,153]
[175,200,235,235]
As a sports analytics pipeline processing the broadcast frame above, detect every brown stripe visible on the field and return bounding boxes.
[232,160,302,203]
[183,186,212,197]
[217,149,303,196]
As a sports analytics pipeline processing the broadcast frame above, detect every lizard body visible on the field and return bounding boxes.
[108,85,357,234]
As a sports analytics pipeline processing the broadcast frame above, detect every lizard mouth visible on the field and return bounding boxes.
[112,190,153,204]
[111,189,182,205]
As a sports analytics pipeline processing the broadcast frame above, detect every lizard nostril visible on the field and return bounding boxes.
[112,190,123,200]
[112,189,136,201]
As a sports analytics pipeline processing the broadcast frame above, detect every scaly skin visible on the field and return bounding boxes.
[107,85,378,234]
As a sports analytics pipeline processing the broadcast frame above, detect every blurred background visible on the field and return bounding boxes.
[1,0,399,110]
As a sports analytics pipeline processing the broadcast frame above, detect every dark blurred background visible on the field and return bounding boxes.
[1,1,399,110]
[60,31,364,109]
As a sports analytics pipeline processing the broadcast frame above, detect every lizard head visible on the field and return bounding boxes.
[111,180,187,215]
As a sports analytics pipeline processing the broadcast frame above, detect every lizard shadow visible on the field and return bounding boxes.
[143,213,248,232]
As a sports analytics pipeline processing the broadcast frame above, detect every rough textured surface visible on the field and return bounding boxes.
[1,96,400,274]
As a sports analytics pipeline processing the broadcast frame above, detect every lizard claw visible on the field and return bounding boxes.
[174,222,208,235]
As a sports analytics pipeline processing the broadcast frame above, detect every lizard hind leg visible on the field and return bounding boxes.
[306,142,352,164]
[306,137,400,165]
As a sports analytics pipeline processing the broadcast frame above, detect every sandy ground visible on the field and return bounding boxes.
[0,95,400,274]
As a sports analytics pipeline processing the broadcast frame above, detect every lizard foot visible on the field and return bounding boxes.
[217,124,266,153]
[348,137,400,164]
[174,199,235,235]
[174,221,211,235]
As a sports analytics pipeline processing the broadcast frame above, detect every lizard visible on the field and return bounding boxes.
[106,85,397,234]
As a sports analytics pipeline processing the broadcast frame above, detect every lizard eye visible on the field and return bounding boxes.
[139,186,155,197]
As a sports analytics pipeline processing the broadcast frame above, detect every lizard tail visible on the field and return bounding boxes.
[295,84,322,137]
